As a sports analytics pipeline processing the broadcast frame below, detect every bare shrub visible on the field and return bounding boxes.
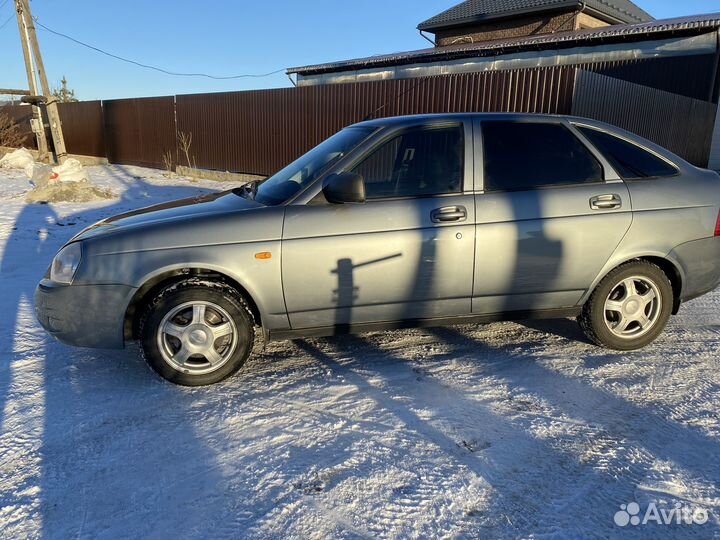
[177,131,196,169]
[0,112,25,148]
[162,149,175,175]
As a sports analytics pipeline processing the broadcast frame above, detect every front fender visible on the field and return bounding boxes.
[126,244,290,331]
[72,206,291,331]
[95,242,290,332]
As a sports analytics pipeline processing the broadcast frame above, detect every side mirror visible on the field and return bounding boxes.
[322,172,366,204]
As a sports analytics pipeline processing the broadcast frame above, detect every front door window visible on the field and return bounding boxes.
[350,126,464,199]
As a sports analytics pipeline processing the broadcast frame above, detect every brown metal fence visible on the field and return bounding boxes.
[3,67,574,174]
[572,70,718,167]
[577,54,718,102]
[176,66,576,175]
[1,104,36,148]
[57,101,105,158]
[1,63,715,172]
[102,96,176,169]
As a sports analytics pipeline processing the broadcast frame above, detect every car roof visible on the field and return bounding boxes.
[354,112,574,127]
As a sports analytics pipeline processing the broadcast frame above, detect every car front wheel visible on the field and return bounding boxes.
[139,278,256,386]
[578,261,673,351]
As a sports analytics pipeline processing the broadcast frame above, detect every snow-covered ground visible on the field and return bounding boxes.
[0,164,719,539]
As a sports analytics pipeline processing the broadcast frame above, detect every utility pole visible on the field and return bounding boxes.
[16,0,67,163]
[14,0,48,160]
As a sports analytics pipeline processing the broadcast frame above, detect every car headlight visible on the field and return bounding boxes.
[50,242,82,284]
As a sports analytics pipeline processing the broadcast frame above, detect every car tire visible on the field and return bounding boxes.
[578,261,673,351]
[139,278,256,386]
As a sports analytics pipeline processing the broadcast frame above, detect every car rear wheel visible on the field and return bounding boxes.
[578,261,673,351]
[140,279,255,386]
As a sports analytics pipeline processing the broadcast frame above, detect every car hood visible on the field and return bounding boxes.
[72,190,263,241]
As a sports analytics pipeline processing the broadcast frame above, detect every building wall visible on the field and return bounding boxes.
[434,11,578,46]
[575,12,611,30]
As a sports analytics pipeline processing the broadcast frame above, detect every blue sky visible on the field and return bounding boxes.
[0,0,718,100]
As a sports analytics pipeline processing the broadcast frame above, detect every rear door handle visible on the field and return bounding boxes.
[431,205,467,223]
[590,194,622,210]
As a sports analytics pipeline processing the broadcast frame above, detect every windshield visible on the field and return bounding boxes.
[254,126,375,205]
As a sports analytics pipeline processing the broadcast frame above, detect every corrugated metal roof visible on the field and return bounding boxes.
[417,0,653,30]
[288,13,720,76]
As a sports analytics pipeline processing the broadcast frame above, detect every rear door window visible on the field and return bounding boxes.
[482,122,603,192]
[577,126,678,180]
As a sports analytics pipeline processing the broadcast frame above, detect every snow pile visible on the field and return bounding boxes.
[0,147,36,177]
[26,159,114,203]
[1,149,114,202]
[49,159,90,184]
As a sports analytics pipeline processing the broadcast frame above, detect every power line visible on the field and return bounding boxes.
[34,19,287,80]
[0,12,14,31]
[363,76,432,121]
[0,0,13,33]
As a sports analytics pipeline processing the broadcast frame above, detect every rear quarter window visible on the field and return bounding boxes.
[577,126,678,180]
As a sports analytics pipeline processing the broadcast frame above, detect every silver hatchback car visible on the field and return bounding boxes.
[36,113,720,385]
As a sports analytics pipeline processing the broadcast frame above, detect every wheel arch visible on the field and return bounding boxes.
[124,267,263,341]
[638,256,683,314]
[583,255,684,315]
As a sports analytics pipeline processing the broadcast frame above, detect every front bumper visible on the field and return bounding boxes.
[34,280,135,349]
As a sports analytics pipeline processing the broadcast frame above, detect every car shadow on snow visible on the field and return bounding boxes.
[0,167,249,538]
[274,336,609,536]
[290,329,720,538]
[518,317,591,343]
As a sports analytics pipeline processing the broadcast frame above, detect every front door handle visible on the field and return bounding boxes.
[590,194,622,210]
[431,206,467,223]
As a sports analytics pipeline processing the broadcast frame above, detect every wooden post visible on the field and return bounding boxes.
[18,0,68,163]
[14,0,49,160]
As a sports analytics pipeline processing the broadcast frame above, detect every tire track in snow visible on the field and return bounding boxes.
[423,323,720,537]
[240,338,494,539]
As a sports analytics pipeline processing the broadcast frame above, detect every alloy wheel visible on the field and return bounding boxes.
[603,276,662,339]
[156,301,238,375]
